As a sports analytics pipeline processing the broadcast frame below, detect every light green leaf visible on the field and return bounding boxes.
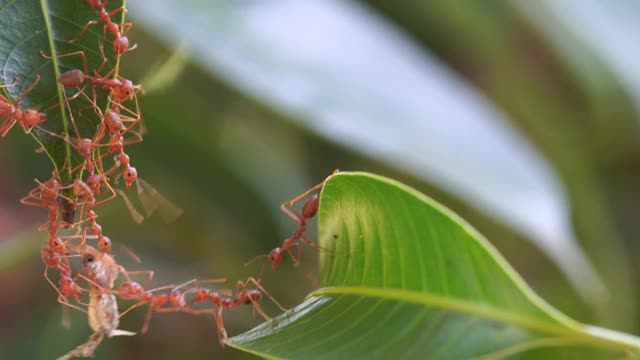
[228,172,639,359]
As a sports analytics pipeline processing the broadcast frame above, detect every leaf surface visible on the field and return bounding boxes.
[228,172,640,359]
[0,0,125,182]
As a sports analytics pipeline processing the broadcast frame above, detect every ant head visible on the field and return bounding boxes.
[268,248,283,270]
[105,110,123,133]
[301,194,319,219]
[123,166,137,188]
[48,236,65,253]
[59,69,84,87]
[113,36,130,57]
[22,109,46,127]
[120,79,134,97]
[98,236,111,252]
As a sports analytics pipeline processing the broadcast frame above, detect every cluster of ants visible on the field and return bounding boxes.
[0,1,338,359]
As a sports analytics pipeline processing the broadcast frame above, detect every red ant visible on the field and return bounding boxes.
[114,277,225,334]
[265,170,339,270]
[39,50,143,110]
[191,277,288,346]
[70,0,136,57]
[0,75,47,137]
[19,171,88,234]
[41,237,92,315]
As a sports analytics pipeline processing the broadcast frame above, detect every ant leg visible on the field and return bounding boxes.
[0,118,16,137]
[19,189,48,208]
[108,5,127,17]
[286,243,301,267]
[57,295,89,314]
[279,172,337,224]
[118,22,134,36]
[241,277,290,313]
[93,173,118,207]
[118,301,147,319]
[122,270,154,288]
[215,306,227,347]
[68,20,100,44]
[44,266,64,297]
[15,75,40,101]
[40,50,90,77]
[75,273,106,292]
[0,77,17,88]
[299,236,340,256]
[141,304,157,333]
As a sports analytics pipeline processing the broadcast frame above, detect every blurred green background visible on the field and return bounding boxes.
[1,1,639,359]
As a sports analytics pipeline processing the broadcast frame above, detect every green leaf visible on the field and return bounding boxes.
[0,0,125,182]
[228,172,640,359]
[130,1,606,303]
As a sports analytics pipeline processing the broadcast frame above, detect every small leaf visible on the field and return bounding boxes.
[228,172,640,359]
[0,0,126,182]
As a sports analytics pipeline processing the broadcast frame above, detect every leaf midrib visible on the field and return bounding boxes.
[37,0,127,181]
[310,286,640,352]
[40,0,70,179]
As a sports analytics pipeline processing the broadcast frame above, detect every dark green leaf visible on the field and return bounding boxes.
[0,0,126,182]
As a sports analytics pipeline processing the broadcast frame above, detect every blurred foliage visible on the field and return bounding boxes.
[0,1,639,359]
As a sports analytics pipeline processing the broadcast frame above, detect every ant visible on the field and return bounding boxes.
[20,173,70,235]
[70,0,136,57]
[0,75,47,137]
[41,236,93,316]
[266,170,339,270]
[39,50,144,115]
[116,278,226,334]
[191,277,288,346]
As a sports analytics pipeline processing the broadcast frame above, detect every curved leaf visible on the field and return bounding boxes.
[0,0,125,182]
[129,0,604,302]
[228,172,640,359]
